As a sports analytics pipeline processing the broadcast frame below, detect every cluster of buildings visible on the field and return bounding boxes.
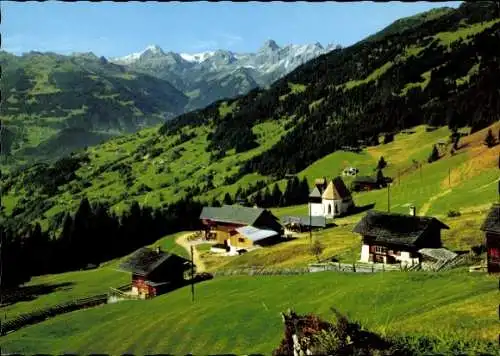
[115,173,500,299]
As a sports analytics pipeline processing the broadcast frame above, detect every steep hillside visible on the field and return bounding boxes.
[0,51,188,169]
[1,1,499,237]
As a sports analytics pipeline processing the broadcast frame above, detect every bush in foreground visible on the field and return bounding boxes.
[273,308,499,355]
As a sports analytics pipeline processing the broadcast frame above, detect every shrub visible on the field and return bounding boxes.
[447,210,461,217]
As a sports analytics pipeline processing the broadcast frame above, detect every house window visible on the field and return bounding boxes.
[238,237,245,243]
[328,204,332,214]
[375,246,386,254]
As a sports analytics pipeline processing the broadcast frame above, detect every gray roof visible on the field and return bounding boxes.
[352,211,449,247]
[309,186,322,198]
[235,226,278,242]
[118,248,190,277]
[480,204,500,234]
[200,205,265,225]
[418,248,458,261]
[282,215,326,228]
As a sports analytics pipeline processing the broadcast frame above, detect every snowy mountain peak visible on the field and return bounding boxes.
[260,39,280,52]
[143,44,164,54]
[179,51,216,63]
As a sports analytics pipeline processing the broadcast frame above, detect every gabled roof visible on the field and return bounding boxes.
[352,211,449,247]
[235,226,278,242]
[418,248,457,261]
[200,205,265,225]
[322,176,351,200]
[282,215,326,228]
[118,248,190,277]
[309,186,323,198]
[480,204,500,234]
[353,176,378,184]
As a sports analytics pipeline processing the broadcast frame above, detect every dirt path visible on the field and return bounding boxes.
[176,233,206,273]
[419,188,452,216]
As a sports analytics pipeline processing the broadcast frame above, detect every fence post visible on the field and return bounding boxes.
[372,264,374,273]
[352,263,356,272]
[382,263,385,272]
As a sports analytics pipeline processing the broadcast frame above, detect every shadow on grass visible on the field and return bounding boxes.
[258,236,299,247]
[349,203,376,215]
[1,282,75,307]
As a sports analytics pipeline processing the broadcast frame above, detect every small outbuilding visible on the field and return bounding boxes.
[480,203,500,273]
[282,215,327,234]
[118,247,191,299]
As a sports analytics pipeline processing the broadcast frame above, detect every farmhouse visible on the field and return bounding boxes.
[282,215,327,234]
[199,205,283,252]
[480,203,500,273]
[118,247,191,299]
[308,176,355,218]
[353,210,449,267]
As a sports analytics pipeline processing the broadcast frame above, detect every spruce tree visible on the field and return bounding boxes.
[271,184,283,207]
[262,186,272,208]
[377,156,387,170]
[484,129,496,148]
[428,145,440,163]
[300,177,310,204]
[223,192,233,205]
[282,179,293,207]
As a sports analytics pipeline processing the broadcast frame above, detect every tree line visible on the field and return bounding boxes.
[213,176,311,209]
[0,197,204,289]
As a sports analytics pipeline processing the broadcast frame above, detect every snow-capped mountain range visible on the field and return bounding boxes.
[110,40,338,111]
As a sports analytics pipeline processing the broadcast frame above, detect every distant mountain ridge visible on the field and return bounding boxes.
[110,40,338,110]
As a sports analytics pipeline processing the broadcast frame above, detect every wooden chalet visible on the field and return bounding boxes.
[118,247,191,299]
[353,211,449,267]
[352,176,384,192]
[199,205,283,252]
[480,203,500,273]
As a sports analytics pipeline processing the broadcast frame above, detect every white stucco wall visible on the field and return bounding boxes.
[309,202,324,217]
[396,251,420,266]
[360,244,370,263]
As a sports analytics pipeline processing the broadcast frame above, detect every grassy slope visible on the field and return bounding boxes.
[3,17,499,230]
[2,271,498,355]
[1,232,188,320]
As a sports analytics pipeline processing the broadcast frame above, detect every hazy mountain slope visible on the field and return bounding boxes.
[0,51,188,169]
[1,1,499,236]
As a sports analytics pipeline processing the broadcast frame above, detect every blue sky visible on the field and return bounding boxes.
[2,1,462,57]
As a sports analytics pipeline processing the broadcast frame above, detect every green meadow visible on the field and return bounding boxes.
[2,271,498,355]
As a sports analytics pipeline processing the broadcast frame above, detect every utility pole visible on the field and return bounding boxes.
[420,163,422,182]
[309,204,312,244]
[387,183,391,213]
[190,245,195,302]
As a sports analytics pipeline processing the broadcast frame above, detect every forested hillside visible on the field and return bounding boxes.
[1,1,499,287]
[0,51,187,168]
[161,1,500,178]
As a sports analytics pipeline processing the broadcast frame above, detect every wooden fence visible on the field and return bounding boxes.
[0,283,132,337]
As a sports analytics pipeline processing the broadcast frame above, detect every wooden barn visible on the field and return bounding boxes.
[352,176,384,192]
[480,203,500,273]
[353,210,449,267]
[199,205,283,252]
[118,247,191,299]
